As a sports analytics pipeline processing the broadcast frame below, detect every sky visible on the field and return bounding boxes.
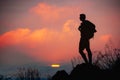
[0,0,120,77]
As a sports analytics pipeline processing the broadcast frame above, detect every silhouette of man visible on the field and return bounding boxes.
[78,14,96,64]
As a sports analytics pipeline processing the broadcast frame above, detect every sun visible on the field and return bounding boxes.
[51,64,60,68]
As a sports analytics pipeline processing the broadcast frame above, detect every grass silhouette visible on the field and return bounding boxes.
[16,67,41,80]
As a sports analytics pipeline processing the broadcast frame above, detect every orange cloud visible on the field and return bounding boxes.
[0,28,30,47]
[0,20,78,63]
[0,28,60,47]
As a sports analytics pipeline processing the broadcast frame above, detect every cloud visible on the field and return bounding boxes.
[0,20,78,63]
[100,34,112,42]
[1,0,120,65]
[30,3,60,20]
[97,0,120,8]
[0,28,30,47]
[30,3,78,22]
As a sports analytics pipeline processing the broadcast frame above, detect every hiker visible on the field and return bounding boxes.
[78,14,97,64]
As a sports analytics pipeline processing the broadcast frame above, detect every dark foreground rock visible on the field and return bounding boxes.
[52,63,120,80]
[69,63,102,80]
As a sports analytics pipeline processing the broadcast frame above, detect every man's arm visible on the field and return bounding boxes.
[78,26,81,31]
[78,23,82,31]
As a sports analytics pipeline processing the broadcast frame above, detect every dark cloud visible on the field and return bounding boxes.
[0,0,40,13]
[95,0,120,11]
[105,0,120,7]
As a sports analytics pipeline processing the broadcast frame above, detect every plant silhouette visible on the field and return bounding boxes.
[52,48,120,80]
[78,14,97,64]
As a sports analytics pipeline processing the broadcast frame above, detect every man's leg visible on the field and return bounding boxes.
[79,49,88,63]
[86,48,92,64]
[86,40,92,64]
[79,38,88,63]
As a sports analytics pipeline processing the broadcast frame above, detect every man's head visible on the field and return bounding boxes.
[80,14,86,21]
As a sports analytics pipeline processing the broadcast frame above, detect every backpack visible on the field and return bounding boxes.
[85,21,97,39]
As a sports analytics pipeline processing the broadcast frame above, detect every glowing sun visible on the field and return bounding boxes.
[51,64,60,68]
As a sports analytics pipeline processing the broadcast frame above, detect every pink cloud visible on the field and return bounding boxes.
[29,3,79,22]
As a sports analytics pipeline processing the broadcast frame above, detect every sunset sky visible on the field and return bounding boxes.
[0,0,120,76]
